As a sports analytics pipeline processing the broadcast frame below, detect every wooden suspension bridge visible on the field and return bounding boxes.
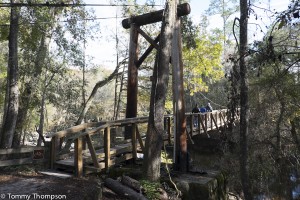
[47,3,238,178]
[48,109,236,177]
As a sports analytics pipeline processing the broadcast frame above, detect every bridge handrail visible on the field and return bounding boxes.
[49,109,234,177]
[68,116,150,140]
[48,116,150,139]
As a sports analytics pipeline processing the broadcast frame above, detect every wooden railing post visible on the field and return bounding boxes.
[104,127,111,172]
[197,113,201,135]
[50,136,56,169]
[74,137,83,177]
[210,113,213,131]
[131,123,137,161]
[205,113,208,132]
[190,115,194,135]
[215,112,218,128]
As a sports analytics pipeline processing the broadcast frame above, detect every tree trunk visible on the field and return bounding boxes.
[239,0,252,199]
[13,32,50,148]
[0,2,20,148]
[143,0,175,181]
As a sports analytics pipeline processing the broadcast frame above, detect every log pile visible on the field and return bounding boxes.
[104,176,147,200]
[104,175,171,200]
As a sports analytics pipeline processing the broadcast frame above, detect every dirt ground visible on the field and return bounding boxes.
[0,166,125,200]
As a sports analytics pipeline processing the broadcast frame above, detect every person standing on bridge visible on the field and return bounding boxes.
[192,104,200,127]
[200,105,207,113]
[206,102,213,112]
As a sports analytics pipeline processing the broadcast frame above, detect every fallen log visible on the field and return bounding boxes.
[121,175,145,193]
[104,178,148,200]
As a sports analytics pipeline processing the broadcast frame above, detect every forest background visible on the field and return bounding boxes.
[0,0,300,199]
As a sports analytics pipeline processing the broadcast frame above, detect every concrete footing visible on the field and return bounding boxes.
[173,170,228,200]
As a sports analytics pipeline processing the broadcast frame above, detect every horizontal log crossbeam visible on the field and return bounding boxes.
[122,3,191,29]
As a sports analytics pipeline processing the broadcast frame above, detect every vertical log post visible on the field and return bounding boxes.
[205,114,208,132]
[215,112,218,128]
[131,123,137,161]
[198,113,201,135]
[50,136,56,169]
[210,113,213,131]
[104,127,111,172]
[125,24,139,139]
[190,115,194,135]
[172,0,188,172]
[74,137,83,177]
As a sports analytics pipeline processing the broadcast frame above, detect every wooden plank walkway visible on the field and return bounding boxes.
[55,143,134,167]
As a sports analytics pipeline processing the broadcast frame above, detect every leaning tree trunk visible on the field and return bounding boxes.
[36,90,46,147]
[58,66,120,154]
[239,0,252,199]
[76,66,119,125]
[0,2,20,148]
[143,0,175,181]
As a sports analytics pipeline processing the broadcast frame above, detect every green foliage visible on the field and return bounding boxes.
[0,7,10,41]
[140,180,161,200]
[183,35,223,95]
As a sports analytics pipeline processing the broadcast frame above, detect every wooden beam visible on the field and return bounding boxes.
[50,136,56,169]
[189,115,194,136]
[205,113,208,132]
[0,146,46,155]
[211,113,219,131]
[197,114,201,135]
[220,112,228,128]
[74,137,83,177]
[47,121,105,139]
[122,3,191,29]
[136,126,145,153]
[131,123,137,160]
[0,158,33,167]
[104,127,111,172]
[136,27,159,49]
[136,34,160,68]
[85,134,100,168]
[199,115,207,135]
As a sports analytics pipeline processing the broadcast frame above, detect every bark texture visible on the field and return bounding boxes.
[239,0,253,199]
[143,0,175,181]
[1,2,20,148]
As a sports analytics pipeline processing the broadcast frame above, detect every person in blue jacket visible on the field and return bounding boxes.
[200,105,207,113]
